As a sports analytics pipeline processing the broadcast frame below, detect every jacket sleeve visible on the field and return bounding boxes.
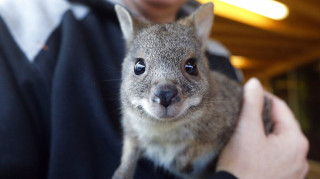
[206,39,241,82]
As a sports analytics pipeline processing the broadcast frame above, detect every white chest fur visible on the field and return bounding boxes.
[125,110,215,176]
[143,140,188,169]
[126,110,193,166]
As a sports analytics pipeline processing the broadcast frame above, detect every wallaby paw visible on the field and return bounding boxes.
[179,163,194,174]
[174,157,194,175]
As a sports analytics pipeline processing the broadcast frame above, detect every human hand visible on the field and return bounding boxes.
[216,78,309,179]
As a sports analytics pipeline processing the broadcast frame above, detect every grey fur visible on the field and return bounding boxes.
[113,3,272,179]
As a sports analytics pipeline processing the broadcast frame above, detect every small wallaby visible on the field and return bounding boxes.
[113,3,272,179]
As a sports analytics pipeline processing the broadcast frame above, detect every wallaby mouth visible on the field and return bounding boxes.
[147,101,183,119]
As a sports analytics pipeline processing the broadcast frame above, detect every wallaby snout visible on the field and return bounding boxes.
[151,84,180,108]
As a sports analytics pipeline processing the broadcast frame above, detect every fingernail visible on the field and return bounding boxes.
[245,78,261,90]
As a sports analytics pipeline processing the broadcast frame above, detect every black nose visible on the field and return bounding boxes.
[152,85,179,108]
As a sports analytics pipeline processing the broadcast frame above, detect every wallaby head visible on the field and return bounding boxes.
[115,3,214,121]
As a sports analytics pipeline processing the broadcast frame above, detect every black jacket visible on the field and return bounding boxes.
[0,0,237,178]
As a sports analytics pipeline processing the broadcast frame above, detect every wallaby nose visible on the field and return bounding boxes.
[152,85,180,108]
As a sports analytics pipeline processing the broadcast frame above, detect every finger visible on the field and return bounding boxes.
[264,92,301,134]
[300,160,309,179]
[237,78,265,137]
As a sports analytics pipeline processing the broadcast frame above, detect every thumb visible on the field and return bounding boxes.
[236,78,265,137]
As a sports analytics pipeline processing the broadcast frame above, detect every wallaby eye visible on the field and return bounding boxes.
[134,58,146,75]
[185,58,198,76]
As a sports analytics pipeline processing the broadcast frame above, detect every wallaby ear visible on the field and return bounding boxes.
[194,3,214,48]
[115,5,134,42]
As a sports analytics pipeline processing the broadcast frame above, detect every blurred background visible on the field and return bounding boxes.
[197,0,320,178]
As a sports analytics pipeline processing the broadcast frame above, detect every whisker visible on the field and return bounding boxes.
[95,61,122,73]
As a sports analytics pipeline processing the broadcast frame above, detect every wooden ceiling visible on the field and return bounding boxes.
[209,0,320,82]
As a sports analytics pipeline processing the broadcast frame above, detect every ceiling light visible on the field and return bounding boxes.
[198,0,289,29]
[218,0,289,20]
[230,56,250,69]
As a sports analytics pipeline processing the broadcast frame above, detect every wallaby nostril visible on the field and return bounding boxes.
[152,85,179,108]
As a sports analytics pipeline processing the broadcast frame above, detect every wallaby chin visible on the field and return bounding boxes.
[113,3,273,179]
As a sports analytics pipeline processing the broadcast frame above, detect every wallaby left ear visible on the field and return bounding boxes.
[115,5,149,44]
[115,5,134,42]
[194,3,214,48]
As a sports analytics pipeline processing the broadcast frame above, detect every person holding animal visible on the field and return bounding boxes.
[0,0,308,178]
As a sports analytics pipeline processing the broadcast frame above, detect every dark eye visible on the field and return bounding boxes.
[134,58,146,75]
[185,58,198,76]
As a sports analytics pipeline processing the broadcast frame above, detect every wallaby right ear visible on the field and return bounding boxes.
[194,3,214,48]
[115,5,134,42]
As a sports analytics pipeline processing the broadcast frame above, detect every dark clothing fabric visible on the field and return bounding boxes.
[0,0,237,178]
[212,171,239,179]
